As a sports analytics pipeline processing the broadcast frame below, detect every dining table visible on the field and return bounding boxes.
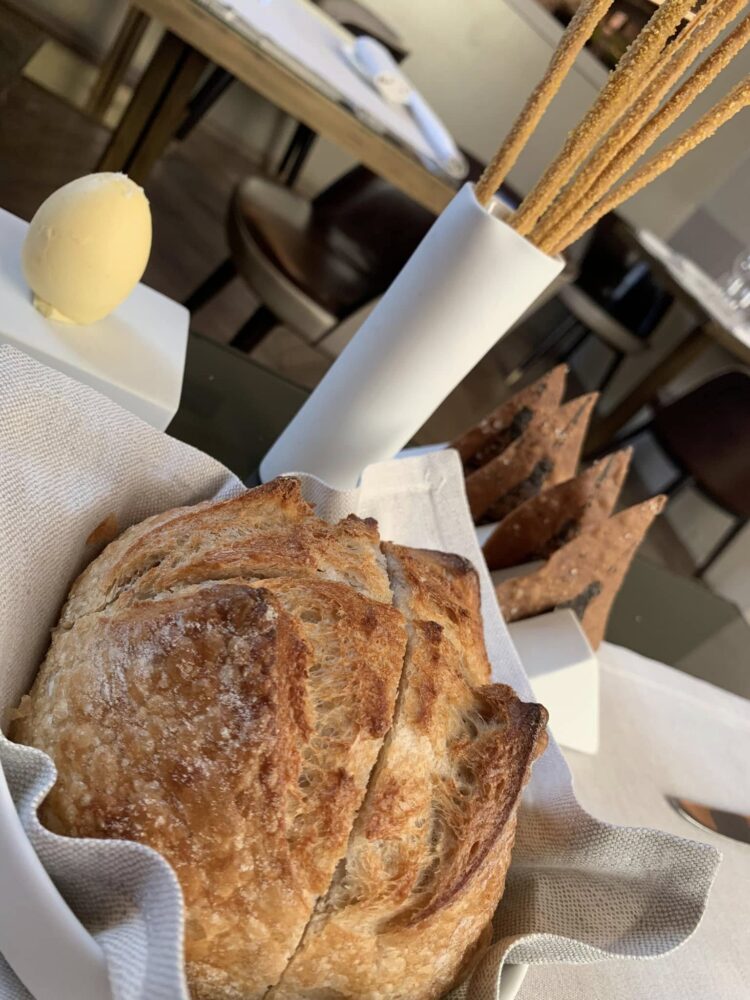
[587,227,750,453]
[93,0,458,213]
[167,330,750,999]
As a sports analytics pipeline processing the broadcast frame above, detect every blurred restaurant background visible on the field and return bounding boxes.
[2,0,748,691]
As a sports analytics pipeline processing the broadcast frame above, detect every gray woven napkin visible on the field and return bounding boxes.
[0,345,720,999]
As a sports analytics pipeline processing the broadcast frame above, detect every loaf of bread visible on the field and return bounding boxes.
[11,478,547,1000]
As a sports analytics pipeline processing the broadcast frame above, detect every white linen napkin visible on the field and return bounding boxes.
[0,346,719,999]
[349,35,468,179]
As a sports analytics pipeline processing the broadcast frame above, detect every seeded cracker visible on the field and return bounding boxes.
[483,449,631,570]
[466,393,598,524]
[495,496,666,648]
[452,365,567,474]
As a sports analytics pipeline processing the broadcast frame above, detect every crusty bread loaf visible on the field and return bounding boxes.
[270,544,547,1000]
[13,575,406,999]
[12,478,547,1000]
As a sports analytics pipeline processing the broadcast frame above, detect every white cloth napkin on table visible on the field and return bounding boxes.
[349,36,468,179]
[0,345,719,999]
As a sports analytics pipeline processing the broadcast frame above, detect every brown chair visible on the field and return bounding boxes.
[603,370,750,576]
[185,152,492,351]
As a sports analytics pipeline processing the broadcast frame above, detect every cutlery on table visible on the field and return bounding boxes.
[668,796,750,845]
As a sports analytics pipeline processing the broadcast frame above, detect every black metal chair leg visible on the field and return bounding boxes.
[558,324,591,365]
[176,67,234,140]
[664,472,691,498]
[184,258,237,313]
[696,517,747,577]
[277,123,317,186]
[584,419,653,461]
[230,305,279,353]
[597,349,625,396]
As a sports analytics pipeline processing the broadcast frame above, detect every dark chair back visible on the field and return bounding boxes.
[576,216,673,339]
[311,152,506,305]
[654,370,750,518]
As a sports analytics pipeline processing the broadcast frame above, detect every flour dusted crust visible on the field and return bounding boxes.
[465,393,598,523]
[14,576,406,999]
[60,478,392,626]
[12,478,547,1000]
[270,544,547,1000]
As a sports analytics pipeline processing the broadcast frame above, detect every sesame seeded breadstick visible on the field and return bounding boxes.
[532,0,747,244]
[541,15,750,253]
[474,0,614,207]
[509,0,697,236]
[549,75,750,254]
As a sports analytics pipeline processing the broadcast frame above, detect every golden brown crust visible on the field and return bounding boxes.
[451,365,567,472]
[270,544,547,1000]
[466,393,598,524]
[12,483,408,1000]
[482,449,631,570]
[61,478,391,627]
[496,496,666,648]
[382,543,491,686]
[13,480,547,1000]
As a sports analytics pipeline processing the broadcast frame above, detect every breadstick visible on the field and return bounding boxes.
[549,75,750,254]
[509,0,697,236]
[532,0,746,244]
[474,0,614,206]
[540,15,750,252]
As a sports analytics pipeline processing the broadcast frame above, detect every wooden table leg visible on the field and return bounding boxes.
[86,7,150,121]
[585,323,711,455]
[128,46,208,182]
[0,6,45,97]
[95,31,207,183]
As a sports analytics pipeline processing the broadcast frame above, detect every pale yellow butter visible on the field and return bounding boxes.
[22,172,152,326]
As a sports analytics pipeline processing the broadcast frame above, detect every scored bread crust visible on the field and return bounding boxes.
[61,478,392,626]
[12,479,547,1000]
[270,543,547,1000]
[13,576,406,1000]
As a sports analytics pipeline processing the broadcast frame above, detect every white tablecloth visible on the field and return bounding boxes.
[519,643,750,999]
[636,229,750,349]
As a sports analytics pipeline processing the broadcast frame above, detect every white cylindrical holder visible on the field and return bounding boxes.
[260,183,563,488]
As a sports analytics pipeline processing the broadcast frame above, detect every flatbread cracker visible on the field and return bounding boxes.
[452,365,567,473]
[495,495,666,648]
[482,449,632,570]
[466,393,598,524]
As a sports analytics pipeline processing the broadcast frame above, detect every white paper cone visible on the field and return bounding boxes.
[261,183,563,488]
